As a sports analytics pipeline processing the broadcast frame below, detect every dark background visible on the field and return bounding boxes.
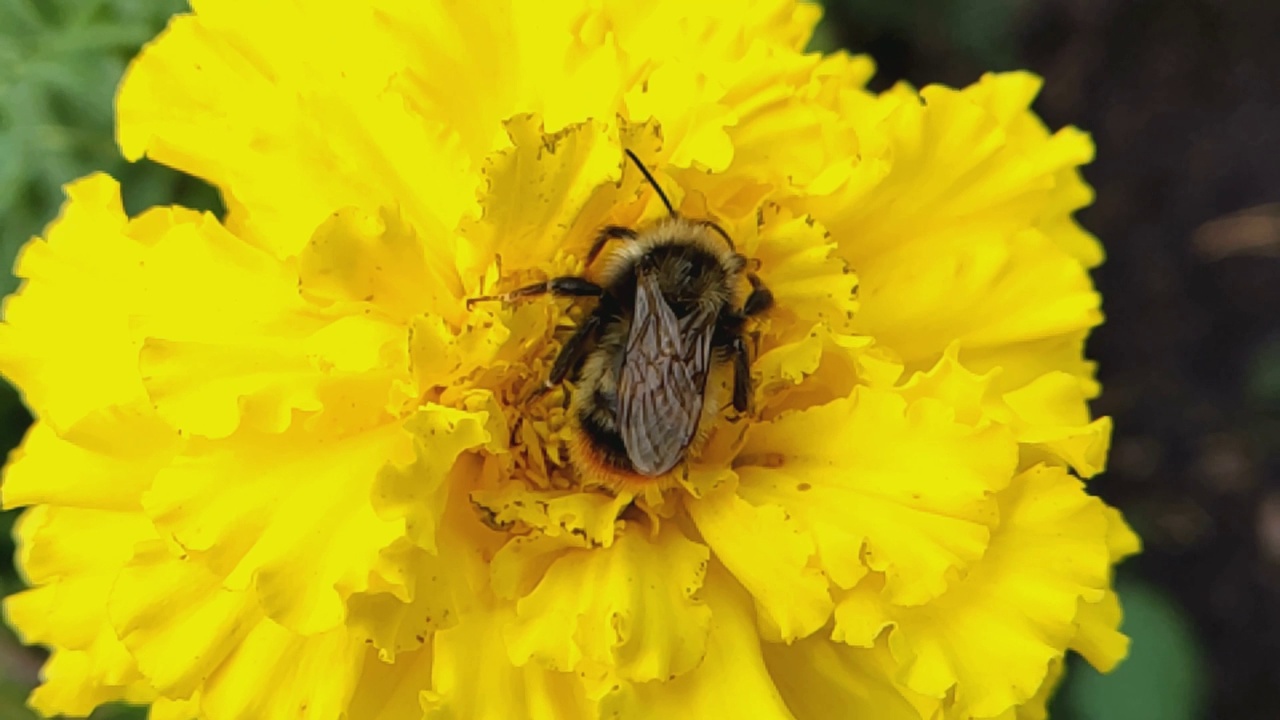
[1,1,1276,718]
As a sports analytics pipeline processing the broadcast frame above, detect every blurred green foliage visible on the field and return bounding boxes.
[0,1,1211,719]
[1059,578,1209,720]
[819,0,1026,89]
[844,0,1023,65]
[0,0,219,299]
[1248,335,1280,407]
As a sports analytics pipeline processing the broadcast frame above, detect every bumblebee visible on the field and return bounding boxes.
[468,151,773,488]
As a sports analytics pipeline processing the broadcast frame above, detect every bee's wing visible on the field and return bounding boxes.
[617,268,715,476]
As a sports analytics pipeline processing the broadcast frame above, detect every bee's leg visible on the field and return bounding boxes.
[730,334,753,413]
[548,313,602,386]
[526,312,603,402]
[743,273,774,317]
[748,328,763,362]
[586,226,639,266]
[467,276,604,309]
[508,416,524,446]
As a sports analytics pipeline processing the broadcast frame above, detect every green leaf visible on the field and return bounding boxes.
[0,0,45,35]
[1248,335,1280,407]
[0,0,213,307]
[1063,577,1208,720]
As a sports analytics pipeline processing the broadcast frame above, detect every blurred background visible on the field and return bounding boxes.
[1,0,1277,718]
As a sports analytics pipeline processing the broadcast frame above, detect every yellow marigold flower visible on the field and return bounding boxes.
[0,1,1138,718]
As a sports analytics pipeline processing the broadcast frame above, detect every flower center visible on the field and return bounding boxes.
[479,265,592,493]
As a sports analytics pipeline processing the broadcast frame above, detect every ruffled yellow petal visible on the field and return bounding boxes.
[129,210,350,439]
[959,72,1103,267]
[374,403,498,553]
[896,343,1002,426]
[352,484,515,717]
[960,330,1100,400]
[642,45,870,218]
[501,520,711,682]
[1,410,176,511]
[117,0,828,257]
[108,542,259,699]
[899,347,1111,478]
[1039,167,1102,268]
[820,74,1097,261]
[734,384,1017,604]
[26,646,152,717]
[11,505,152,589]
[1009,659,1064,720]
[624,64,737,172]
[143,422,412,634]
[1103,504,1143,561]
[348,645,434,720]
[851,228,1101,367]
[4,577,123,658]
[423,599,599,720]
[686,482,832,642]
[410,304,564,415]
[117,6,478,258]
[745,205,858,343]
[1069,506,1141,673]
[3,415,395,719]
[299,206,464,324]
[604,0,821,70]
[600,563,795,720]
[753,328,899,420]
[835,465,1114,718]
[198,624,362,720]
[346,540,459,661]
[977,660,1065,720]
[112,554,365,720]
[474,483,632,550]
[460,115,622,280]
[763,636,940,720]
[752,326,858,404]
[60,466,373,720]
[1003,371,1112,477]
[610,1,827,175]
[1,186,405,448]
[375,0,624,159]
[804,72,1103,388]
[151,695,202,720]
[716,51,861,195]
[1070,590,1128,674]
[5,507,155,714]
[0,175,150,432]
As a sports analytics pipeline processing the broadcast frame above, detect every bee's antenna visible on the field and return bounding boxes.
[625,149,677,218]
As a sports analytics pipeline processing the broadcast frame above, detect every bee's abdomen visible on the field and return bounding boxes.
[574,405,635,475]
